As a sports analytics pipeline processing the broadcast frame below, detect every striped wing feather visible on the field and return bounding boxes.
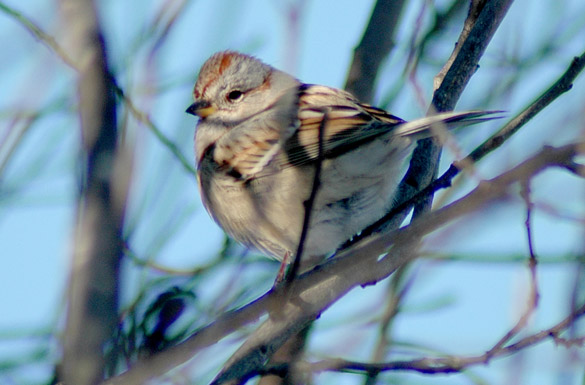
[215,83,501,179]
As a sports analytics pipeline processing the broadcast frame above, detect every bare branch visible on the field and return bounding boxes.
[352,49,585,243]
[363,265,413,385]
[469,53,585,163]
[345,0,406,102]
[284,111,327,284]
[0,2,78,69]
[404,0,468,79]
[485,180,540,356]
[102,142,583,385]
[263,300,585,376]
[0,3,196,176]
[113,86,196,175]
[396,0,513,226]
[58,0,127,383]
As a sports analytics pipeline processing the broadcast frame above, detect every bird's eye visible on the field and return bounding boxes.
[226,90,243,102]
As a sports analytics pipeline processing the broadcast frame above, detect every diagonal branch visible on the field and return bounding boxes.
[0,2,196,176]
[207,142,583,384]
[395,0,514,228]
[0,1,77,69]
[350,49,585,244]
[103,45,585,383]
[483,180,541,356]
[115,142,582,385]
[284,111,328,284]
[363,265,413,385]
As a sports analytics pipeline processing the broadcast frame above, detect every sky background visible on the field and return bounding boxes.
[1,0,584,384]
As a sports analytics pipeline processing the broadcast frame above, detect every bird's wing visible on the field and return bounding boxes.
[283,84,405,166]
[283,84,501,167]
[212,83,500,179]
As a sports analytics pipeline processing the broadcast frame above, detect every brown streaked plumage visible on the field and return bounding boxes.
[187,51,499,262]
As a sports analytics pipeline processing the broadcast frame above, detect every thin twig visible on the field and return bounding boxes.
[520,180,537,263]
[112,85,196,175]
[0,2,196,176]
[364,265,413,385]
[284,111,327,284]
[349,49,585,245]
[262,300,585,376]
[0,1,78,69]
[485,180,540,356]
[404,0,468,79]
[391,0,514,234]
[164,143,584,385]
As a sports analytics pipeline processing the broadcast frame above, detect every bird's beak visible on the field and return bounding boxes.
[186,100,216,118]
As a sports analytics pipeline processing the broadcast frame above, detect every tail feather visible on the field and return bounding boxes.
[394,110,504,138]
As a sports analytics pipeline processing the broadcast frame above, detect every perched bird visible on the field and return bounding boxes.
[187,51,495,264]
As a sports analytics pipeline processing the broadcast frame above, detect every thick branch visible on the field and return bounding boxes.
[103,41,585,385]
[344,0,406,102]
[210,143,582,384]
[104,141,582,385]
[0,3,196,176]
[59,1,126,384]
[395,0,514,226]
[351,49,585,243]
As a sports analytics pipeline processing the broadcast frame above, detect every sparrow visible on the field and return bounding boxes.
[186,51,496,263]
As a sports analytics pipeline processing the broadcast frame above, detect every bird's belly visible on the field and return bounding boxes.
[199,167,310,261]
[198,143,408,262]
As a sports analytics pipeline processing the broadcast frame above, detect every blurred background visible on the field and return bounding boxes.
[0,0,584,384]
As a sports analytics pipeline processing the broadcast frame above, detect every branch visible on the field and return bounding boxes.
[0,2,196,176]
[103,140,583,385]
[113,86,196,175]
[58,0,127,384]
[285,111,327,283]
[210,143,582,384]
[266,299,585,376]
[344,0,406,102]
[404,0,468,79]
[102,40,585,385]
[395,0,513,227]
[352,49,585,243]
[0,1,77,69]
[364,265,413,385]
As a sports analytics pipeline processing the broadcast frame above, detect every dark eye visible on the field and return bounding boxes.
[226,90,243,102]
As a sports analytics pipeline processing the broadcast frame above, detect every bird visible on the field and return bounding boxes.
[186,50,496,266]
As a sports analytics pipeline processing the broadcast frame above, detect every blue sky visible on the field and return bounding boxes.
[1,0,584,384]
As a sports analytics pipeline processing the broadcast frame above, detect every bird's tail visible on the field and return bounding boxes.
[394,110,504,138]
